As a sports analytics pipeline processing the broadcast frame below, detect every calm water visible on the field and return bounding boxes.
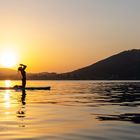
[0,80,140,140]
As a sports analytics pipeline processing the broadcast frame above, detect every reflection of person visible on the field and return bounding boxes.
[18,64,27,88]
[17,90,26,115]
[17,90,26,127]
[21,90,26,105]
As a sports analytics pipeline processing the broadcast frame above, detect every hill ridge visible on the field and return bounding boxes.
[0,49,140,80]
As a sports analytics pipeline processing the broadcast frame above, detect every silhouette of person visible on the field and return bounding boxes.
[18,64,27,88]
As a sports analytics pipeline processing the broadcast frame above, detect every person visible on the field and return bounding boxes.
[18,64,27,88]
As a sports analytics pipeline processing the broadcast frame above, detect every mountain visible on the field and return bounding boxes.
[59,49,140,80]
[0,49,140,80]
[27,72,57,80]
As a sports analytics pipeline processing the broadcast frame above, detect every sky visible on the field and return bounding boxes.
[0,0,139,73]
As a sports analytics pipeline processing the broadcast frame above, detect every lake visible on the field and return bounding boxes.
[0,80,140,140]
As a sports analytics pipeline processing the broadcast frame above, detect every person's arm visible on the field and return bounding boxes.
[20,64,27,70]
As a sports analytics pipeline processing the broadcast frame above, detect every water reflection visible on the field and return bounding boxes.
[16,90,26,127]
[92,82,140,106]
[5,80,12,87]
[4,90,11,108]
[2,80,26,127]
[97,113,140,124]
[92,82,140,124]
[21,90,26,106]
[0,80,140,139]
[16,90,26,117]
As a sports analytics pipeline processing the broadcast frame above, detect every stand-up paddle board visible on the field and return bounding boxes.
[0,86,51,90]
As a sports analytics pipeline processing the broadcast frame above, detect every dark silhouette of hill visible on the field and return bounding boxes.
[27,72,57,80]
[0,49,140,80]
[60,49,140,80]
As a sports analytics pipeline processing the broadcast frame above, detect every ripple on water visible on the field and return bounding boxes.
[0,80,140,140]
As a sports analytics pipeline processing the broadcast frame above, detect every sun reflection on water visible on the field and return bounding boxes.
[2,81,27,128]
[4,90,11,108]
[4,90,10,100]
[5,80,12,87]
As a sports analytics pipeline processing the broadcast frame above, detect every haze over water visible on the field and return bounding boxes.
[0,80,140,140]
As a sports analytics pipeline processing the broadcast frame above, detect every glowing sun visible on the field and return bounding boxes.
[0,51,18,68]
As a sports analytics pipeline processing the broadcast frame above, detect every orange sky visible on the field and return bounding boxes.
[0,0,140,73]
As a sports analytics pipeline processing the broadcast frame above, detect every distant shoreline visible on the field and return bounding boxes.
[0,49,140,80]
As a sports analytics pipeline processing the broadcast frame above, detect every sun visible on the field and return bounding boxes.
[0,51,18,68]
